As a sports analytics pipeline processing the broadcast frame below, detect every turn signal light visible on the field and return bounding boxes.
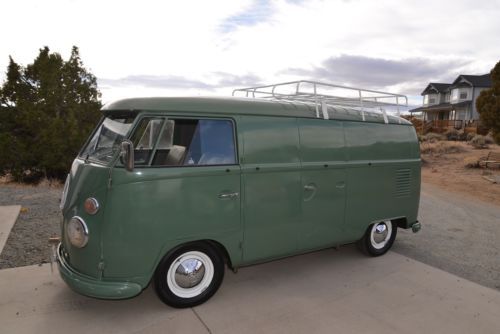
[84,198,99,215]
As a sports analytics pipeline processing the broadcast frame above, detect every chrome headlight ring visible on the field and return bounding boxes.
[66,216,89,248]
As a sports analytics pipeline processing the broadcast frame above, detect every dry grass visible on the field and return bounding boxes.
[420,132,445,143]
[420,141,466,155]
[468,134,496,149]
[463,156,480,169]
[0,175,63,188]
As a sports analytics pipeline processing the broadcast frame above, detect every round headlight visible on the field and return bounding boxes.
[67,217,89,248]
[84,198,99,215]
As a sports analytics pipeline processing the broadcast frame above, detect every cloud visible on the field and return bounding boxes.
[99,72,263,91]
[283,54,472,94]
[219,0,276,33]
[3,0,498,104]
[212,72,263,87]
[99,75,214,90]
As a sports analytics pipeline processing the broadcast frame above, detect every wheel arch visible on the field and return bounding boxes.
[369,216,407,229]
[153,239,234,277]
[205,239,234,270]
[392,216,409,229]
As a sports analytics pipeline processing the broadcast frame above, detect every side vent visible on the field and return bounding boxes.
[395,169,411,198]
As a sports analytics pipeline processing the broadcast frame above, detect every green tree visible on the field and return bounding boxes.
[476,60,500,144]
[0,46,102,182]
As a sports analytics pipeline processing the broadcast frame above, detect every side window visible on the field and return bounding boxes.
[181,119,236,166]
[130,117,237,167]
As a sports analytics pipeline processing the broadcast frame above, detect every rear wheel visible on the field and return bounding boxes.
[154,243,225,308]
[357,220,397,256]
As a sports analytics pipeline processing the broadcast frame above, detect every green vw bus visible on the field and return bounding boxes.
[57,81,421,308]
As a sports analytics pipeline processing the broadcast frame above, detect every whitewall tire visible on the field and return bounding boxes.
[154,243,224,308]
[358,220,397,256]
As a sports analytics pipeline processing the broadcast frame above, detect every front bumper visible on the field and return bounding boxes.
[56,243,142,299]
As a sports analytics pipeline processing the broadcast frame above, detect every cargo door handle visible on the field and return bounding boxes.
[218,192,239,199]
[336,181,345,189]
[303,183,317,201]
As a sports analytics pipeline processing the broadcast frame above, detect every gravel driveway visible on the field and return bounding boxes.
[1,181,499,292]
[393,182,500,291]
[0,183,61,269]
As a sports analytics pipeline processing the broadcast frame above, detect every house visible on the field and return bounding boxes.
[410,74,491,134]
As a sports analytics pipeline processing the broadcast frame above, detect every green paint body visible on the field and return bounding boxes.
[58,97,420,299]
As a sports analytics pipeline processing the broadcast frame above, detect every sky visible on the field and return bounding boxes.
[1,0,500,109]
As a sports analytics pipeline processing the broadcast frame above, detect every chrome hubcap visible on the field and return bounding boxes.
[167,251,214,298]
[175,258,206,288]
[370,221,392,249]
[373,223,388,244]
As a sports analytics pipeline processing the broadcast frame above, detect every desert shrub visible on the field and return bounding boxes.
[457,130,467,141]
[466,132,476,142]
[486,130,500,145]
[421,132,445,143]
[485,131,499,144]
[463,156,480,168]
[420,141,465,155]
[470,135,489,149]
[493,133,500,144]
[484,135,495,144]
[445,129,467,141]
[444,129,459,141]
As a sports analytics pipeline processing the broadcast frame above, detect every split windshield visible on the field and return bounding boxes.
[80,114,135,164]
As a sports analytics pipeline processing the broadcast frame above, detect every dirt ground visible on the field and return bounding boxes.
[421,141,500,206]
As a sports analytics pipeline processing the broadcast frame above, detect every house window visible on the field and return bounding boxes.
[423,94,437,105]
[459,92,467,99]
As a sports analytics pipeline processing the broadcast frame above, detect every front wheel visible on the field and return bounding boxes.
[154,243,225,308]
[357,220,397,256]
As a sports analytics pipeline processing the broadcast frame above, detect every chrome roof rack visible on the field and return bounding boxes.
[232,80,408,123]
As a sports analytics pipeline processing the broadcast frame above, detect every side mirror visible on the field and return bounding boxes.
[120,140,134,172]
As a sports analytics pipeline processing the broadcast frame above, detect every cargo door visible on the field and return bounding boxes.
[240,116,302,262]
[298,118,347,250]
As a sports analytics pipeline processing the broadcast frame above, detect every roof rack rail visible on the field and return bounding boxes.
[232,80,408,123]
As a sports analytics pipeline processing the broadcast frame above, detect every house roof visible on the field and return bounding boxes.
[421,83,451,95]
[451,74,491,88]
[421,74,492,96]
[409,103,452,113]
[409,100,471,113]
